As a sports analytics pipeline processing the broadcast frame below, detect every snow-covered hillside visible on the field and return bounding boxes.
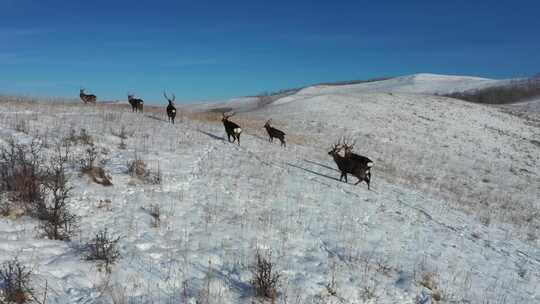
[195,74,517,113]
[293,73,513,97]
[0,77,539,304]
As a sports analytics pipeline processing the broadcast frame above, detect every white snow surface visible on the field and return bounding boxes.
[0,78,539,304]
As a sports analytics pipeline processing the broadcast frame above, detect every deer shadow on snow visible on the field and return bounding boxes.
[286,162,341,182]
[197,129,226,141]
[302,159,340,173]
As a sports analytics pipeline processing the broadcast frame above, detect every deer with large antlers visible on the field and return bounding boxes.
[341,138,374,168]
[328,138,373,189]
[222,112,242,145]
[80,88,97,104]
[264,119,286,147]
[164,91,177,124]
[128,93,144,113]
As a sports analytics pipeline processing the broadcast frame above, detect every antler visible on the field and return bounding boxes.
[164,91,176,103]
[331,138,343,151]
[223,111,235,119]
[341,136,357,154]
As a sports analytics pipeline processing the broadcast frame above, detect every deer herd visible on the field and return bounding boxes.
[78,89,374,189]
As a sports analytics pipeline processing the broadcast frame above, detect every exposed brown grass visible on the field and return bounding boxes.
[184,110,316,145]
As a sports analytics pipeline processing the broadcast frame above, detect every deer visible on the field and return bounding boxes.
[341,138,374,168]
[222,112,242,145]
[328,140,373,189]
[127,93,144,113]
[79,88,97,104]
[264,119,286,147]
[164,91,177,124]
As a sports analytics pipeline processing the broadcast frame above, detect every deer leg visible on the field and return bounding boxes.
[340,172,347,183]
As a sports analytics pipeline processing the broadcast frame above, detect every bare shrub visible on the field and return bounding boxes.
[144,162,162,185]
[97,199,112,211]
[107,284,128,304]
[250,250,280,300]
[0,194,10,217]
[0,138,46,217]
[417,271,442,302]
[111,126,132,140]
[0,259,33,304]
[359,284,377,302]
[445,78,540,104]
[39,146,78,240]
[127,157,161,185]
[80,146,112,186]
[85,229,121,273]
[80,146,98,171]
[0,196,25,219]
[103,112,121,123]
[14,120,29,134]
[148,204,161,228]
[65,128,94,145]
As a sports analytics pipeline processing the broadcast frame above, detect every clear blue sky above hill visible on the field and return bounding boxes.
[1,0,539,103]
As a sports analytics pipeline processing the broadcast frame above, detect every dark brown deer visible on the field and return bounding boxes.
[328,140,372,189]
[341,138,374,168]
[264,119,286,147]
[222,112,242,145]
[128,93,144,113]
[80,88,97,104]
[164,91,177,124]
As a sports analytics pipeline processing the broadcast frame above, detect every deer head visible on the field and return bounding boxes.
[328,141,344,156]
[222,112,234,122]
[264,119,272,128]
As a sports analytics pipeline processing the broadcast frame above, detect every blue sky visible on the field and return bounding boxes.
[1,0,539,103]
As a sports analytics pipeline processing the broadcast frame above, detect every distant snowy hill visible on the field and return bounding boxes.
[196,73,517,112]
[296,73,512,96]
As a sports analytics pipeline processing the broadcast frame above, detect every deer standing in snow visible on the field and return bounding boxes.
[128,93,144,113]
[164,92,177,124]
[328,139,373,189]
[222,112,242,145]
[80,88,97,104]
[264,119,286,147]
